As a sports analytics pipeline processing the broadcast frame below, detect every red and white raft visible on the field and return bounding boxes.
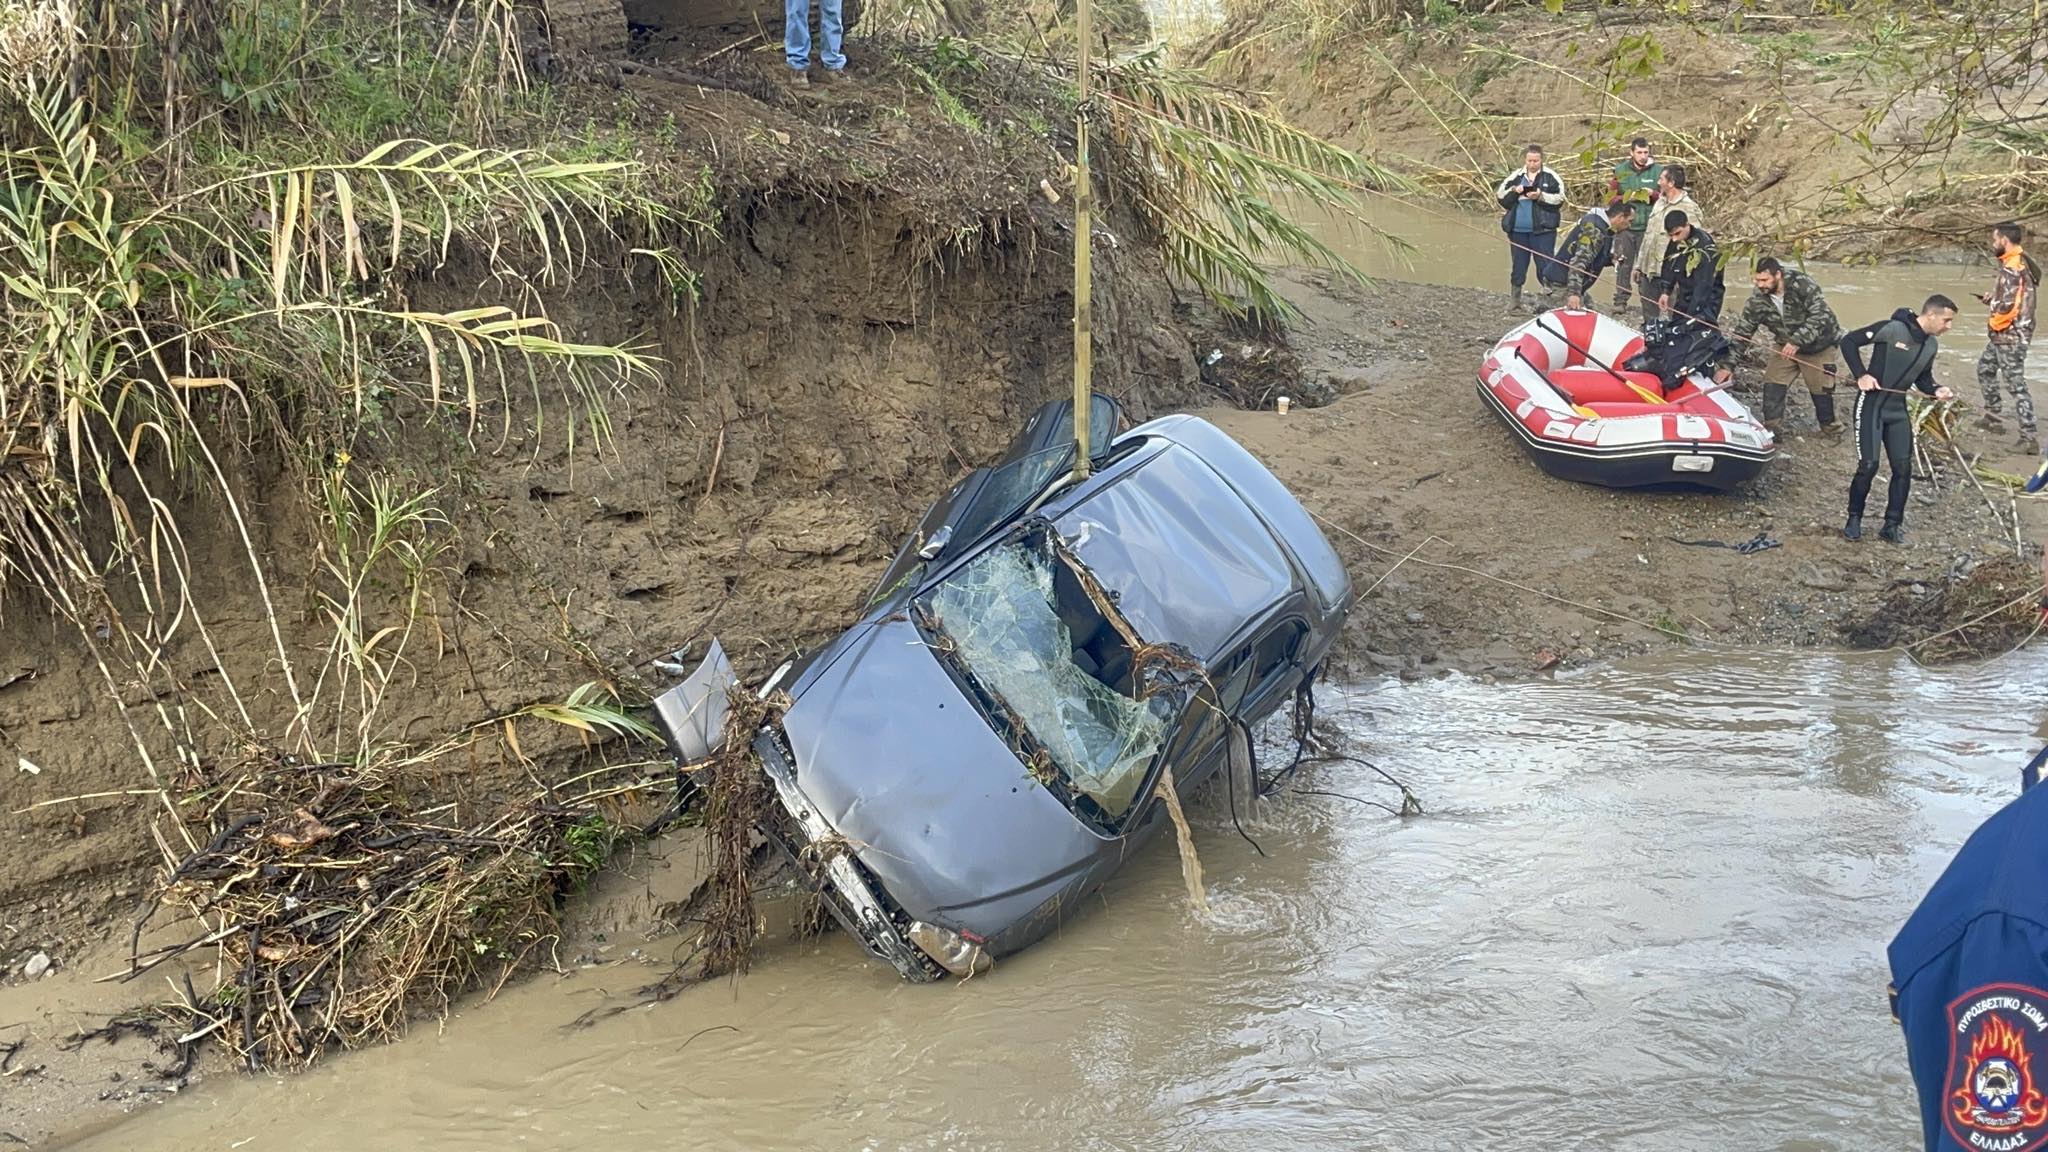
[1476,309,1775,491]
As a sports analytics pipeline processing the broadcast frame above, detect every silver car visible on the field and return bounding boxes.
[670,396,1352,980]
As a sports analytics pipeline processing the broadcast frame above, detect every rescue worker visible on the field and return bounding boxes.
[1495,144,1567,313]
[1559,199,1635,310]
[1636,164,1705,326]
[1605,136,1661,313]
[1838,296,1958,543]
[1639,211,1726,388]
[1654,210,1723,325]
[1975,221,2041,451]
[1714,257,1845,435]
[1890,730,2048,1152]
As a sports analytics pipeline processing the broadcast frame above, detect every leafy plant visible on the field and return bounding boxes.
[1094,48,1416,318]
[516,681,660,742]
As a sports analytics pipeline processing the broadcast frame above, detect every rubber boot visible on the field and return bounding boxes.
[1842,515,1863,541]
[1878,521,1906,545]
[1761,382,1789,430]
[1511,285,1524,312]
[1813,389,1840,435]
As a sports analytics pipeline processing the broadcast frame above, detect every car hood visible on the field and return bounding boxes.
[777,616,1106,934]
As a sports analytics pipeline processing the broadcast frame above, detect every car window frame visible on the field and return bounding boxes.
[1237,615,1310,718]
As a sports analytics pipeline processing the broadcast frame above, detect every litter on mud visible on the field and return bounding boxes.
[653,395,1355,979]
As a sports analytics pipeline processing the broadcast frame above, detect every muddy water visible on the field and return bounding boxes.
[1294,196,2025,388]
[67,649,2047,1151]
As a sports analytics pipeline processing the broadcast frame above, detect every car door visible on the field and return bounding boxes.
[1235,615,1310,724]
[1159,612,1305,793]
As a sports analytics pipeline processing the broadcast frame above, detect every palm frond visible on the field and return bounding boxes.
[1093,49,1415,318]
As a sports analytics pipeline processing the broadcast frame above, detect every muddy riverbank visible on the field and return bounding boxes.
[1195,6,2034,260]
[14,257,2046,1146]
[1204,267,2048,680]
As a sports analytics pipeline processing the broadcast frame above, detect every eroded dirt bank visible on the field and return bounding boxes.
[1198,7,2029,259]
[0,40,1199,1143]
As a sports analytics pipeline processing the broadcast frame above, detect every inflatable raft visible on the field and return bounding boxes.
[1477,309,1775,491]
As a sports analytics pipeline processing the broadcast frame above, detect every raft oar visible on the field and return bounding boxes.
[2027,456,2048,494]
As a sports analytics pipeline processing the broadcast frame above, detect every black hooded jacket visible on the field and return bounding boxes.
[1655,227,1726,324]
[1839,307,1940,396]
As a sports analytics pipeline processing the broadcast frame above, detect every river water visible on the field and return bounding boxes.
[65,649,2048,1151]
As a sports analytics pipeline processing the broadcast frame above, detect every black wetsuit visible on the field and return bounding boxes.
[1839,307,1941,527]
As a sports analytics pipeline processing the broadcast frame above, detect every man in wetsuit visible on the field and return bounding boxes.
[1838,296,1958,544]
[1890,734,2048,1152]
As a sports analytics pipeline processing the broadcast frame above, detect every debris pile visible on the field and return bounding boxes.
[1844,554,2045,663]
[697,689,790,978]
[135,750,663,1068]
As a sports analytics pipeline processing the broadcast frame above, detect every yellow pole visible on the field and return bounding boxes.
[1069,0,1093,483]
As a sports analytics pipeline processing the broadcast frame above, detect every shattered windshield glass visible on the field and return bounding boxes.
[925,539,1169,820]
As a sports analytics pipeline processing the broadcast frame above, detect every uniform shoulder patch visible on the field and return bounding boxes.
[1947,984,2048,1150]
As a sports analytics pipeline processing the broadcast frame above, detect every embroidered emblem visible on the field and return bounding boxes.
[1948,985,2048,1151]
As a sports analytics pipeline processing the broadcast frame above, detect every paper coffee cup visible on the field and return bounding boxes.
[1276,396,1291,415]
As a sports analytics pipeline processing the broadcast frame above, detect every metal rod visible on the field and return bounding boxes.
[1069,0,1094,484]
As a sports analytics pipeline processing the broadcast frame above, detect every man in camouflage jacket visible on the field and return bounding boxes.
[1558,199,1636,308]
[1975,221,2041,450]
[1714,257,1844,434]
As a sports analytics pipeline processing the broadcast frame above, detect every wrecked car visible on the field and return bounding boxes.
[658,395,1352,980]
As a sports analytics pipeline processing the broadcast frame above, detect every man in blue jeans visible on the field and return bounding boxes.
[785,0,846,85]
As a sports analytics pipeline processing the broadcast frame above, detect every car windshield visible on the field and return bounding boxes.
[922,532,1170,821]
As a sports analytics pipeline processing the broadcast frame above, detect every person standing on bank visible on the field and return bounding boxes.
[1716,257,1845,436]
[1838,296,1958,544]
[1495,145,1566,314]
[1975,221,2041,450]
[1606,136,1662,313]
[784,0,847,85]
[1559,199,1635,310]
[1636,164,1704,326]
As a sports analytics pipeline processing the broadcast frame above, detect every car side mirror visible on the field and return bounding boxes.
[917,524,953,561]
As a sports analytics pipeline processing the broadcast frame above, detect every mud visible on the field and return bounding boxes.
[0,33,1198,1142]
[49,648,2048,1152]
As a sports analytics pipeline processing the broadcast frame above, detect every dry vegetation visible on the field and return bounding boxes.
[0,0,701,1068]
